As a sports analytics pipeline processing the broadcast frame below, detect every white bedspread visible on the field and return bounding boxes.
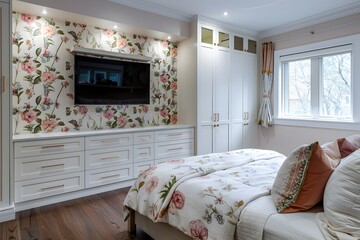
[124,149,285,240]
[238,195,325,240]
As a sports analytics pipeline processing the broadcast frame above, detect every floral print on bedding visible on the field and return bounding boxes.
[124,149,286,240]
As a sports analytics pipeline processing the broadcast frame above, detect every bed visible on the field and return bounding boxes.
[123,139,360,240]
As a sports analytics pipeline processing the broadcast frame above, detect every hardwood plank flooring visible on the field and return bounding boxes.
[0,187,153,240]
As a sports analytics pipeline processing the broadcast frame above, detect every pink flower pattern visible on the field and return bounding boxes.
[41,72,57,84]
[41,118,57,132]
[21,110,37,123]
[145,176,158,194]
[21,14,36,24]
[13,12,178,134]
[21,62,36,74]
[189,220,208,240]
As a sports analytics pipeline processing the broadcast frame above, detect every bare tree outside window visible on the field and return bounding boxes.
[321,53,351,117]
[282,52,351,119]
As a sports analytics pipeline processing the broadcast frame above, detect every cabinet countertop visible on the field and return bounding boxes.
[13,124,194,142]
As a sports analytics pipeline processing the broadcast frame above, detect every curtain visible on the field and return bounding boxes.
[258,42,274,127]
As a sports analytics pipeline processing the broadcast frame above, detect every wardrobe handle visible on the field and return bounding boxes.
[213,113,216,122]
[217,113,220,122]
[2,76,5,93]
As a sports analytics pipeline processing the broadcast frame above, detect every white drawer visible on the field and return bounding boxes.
[134,132,154,144]
[14,137,84,158]
[155,128,194,142]
[134,161,155,178]
[134,144,154,163]
[85,165,133,188]
[85,147,133,170]
[85,133,133,150]
[15,172,84,203]
[15,152,84,181]
[155,139,194,159]
[155,155,191,165]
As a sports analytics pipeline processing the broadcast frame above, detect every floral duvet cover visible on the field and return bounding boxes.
[124,149,285,240]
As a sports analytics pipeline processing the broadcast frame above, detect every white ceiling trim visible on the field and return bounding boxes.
[259,1,360,39]
[108,0,192,22]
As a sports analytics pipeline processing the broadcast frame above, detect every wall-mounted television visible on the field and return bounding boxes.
[74,55,150,105]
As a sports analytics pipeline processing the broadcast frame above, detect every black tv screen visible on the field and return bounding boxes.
[74,55,150,105]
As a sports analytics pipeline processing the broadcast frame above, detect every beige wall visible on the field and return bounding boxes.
[258,13,360,155]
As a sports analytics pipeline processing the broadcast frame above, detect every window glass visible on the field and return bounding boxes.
[320,53,351,118]
[284,59,311,116]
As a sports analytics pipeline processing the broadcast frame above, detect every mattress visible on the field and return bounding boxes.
[238,195,325,240]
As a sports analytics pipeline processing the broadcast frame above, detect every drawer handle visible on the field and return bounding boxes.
[42,163,65,169]
[101,156,118,160]
[101,174,120,179]
[168,147,183,151]
[41,144,65,149]
[168,133,183,136]
[41,184,65,191]
[99,138,125,143]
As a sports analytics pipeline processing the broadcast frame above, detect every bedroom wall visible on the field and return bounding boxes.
[258,13,360,155]
[12,12,179,134]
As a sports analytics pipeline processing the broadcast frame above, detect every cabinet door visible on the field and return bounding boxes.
[0,1,10,210]
[230,51,244,150]
[214,124,229,153]
[243,52,258,123]
[198,125,213,155]
[214,48,230,123]
[198,45,214,125]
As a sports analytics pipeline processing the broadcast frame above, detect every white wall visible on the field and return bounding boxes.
[259,13,360,155]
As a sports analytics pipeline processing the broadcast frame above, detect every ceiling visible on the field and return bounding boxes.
[108,0,360,37]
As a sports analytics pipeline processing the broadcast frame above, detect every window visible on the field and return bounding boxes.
[274,34,360,130]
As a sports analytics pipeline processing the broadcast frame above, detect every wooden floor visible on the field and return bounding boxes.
[0,187,152,240]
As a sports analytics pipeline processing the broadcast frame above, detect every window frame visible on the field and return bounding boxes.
[273,34,360,130]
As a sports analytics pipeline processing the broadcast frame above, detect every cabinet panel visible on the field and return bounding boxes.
[231,51,244,122]
[155,128,194,142]
[134,161,154,178]
[230,123,244,151]
[215,48,230,123]
[15,152,84,181]
[14,138,84,158]
[15,172,84,203]
[85,146,133,170]
[243,53,258,122]
[85,133,133,150]
[134,132,154,144]
[199,45,214,124]
[214,125,229,153]
[155,140,194,160]
[0,1,10,210]
[198,125,213,155]
[134,144,154,163]
[85,165,133,188]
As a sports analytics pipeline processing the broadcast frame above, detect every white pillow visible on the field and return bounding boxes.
[317,149,360,239]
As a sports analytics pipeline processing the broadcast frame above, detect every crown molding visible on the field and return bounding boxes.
[108,0,192,22]
[259,1,360,39]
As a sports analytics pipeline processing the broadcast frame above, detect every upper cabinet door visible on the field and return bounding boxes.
[234,35,257,54]
[201,26,230,48]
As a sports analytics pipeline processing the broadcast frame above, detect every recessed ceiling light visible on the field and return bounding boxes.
[113,25,118,29]
[42,9,47,15]
[224,11,228,16]
[167,36,171,40]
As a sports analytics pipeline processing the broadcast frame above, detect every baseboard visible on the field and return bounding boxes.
[0,206,15,222]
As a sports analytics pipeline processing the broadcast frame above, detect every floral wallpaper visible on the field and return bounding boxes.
[12,12,178,134]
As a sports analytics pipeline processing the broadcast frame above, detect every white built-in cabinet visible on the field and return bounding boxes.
[13,126,194,211]
[198,28,231,154]
[0,0,13,221]
[196,23,258,155]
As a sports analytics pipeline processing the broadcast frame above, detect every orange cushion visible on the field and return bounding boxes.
[338,138,357,158]
[272,142,335,213]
